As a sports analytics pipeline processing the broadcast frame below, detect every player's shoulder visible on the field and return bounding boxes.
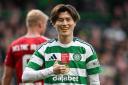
[73,37,93,48]
[38,38,56,48]
[41,36,49,41]
[73,37,88,44]
[74,37,95,53]
[10,36,25,46]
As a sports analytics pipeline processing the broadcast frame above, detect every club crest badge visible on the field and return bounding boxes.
[73,53,82,61]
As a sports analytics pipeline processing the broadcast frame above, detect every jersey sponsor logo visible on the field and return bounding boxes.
[49,54,57,60]
[52,75,78,82]
[73,53,81,61]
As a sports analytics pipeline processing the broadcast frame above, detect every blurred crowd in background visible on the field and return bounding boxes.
[0,0,128,85]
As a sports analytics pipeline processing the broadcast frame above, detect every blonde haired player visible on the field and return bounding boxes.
[2,9,49,85]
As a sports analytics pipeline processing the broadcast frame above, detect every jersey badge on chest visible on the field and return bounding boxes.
[73,53,82,61]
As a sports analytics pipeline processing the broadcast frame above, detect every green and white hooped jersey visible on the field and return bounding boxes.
[27,38,101,85]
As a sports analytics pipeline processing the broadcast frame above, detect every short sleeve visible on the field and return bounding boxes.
[86,47,101,75]
[4,45,15,68]
[27,50,45,70]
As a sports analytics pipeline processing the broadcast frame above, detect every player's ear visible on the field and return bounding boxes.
[38,21,43,28]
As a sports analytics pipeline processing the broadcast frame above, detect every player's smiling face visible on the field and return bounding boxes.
[53,11,76,37]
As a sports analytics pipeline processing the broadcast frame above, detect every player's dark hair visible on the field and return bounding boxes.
[50,4,80,24]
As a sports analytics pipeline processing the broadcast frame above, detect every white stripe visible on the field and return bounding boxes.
[30,55,43,66]
[84,47,93,60]
[19,83,35,85]
[45,53,61,61]
[67,68,87,77]
[45,53,85,61]
[19,82,42,85]
[38,48,45,56]
[45,83,86,85]
[47,40,88,48]
[50,68,87,77]
[86,59,100,69]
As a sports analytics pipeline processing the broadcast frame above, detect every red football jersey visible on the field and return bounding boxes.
[4,36,48,85]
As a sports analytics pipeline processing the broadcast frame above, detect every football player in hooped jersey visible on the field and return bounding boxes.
[2,9,49,85]
[22,4,101,85]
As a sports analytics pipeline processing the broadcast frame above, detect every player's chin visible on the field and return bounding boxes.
[61,34,70,37]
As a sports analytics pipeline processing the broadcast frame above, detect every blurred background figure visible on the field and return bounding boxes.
[0,0,128,85]
[103,19,126,43]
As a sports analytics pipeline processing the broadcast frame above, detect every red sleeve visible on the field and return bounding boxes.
[4,45,15,68]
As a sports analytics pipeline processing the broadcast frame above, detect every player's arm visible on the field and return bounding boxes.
[86,45,101,85]
[88,74,100,85]
[22,61,67,82]
[2,66,14,85]
[2,45,14,85]
[22,66,54,82]
[22,51,67,82]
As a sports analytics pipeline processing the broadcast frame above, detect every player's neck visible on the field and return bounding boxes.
[58,35,73,44]
[25,32,41,38]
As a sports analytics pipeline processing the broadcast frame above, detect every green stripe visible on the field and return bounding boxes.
[27,62,41,70]
[45,75,87,84]
[45,60,86,69]
[34,51,44,61]
[45,46,85,54]
[87,67,101,75]
[86,53,97,64]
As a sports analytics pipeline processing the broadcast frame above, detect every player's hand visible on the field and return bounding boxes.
[53,60,67,74]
